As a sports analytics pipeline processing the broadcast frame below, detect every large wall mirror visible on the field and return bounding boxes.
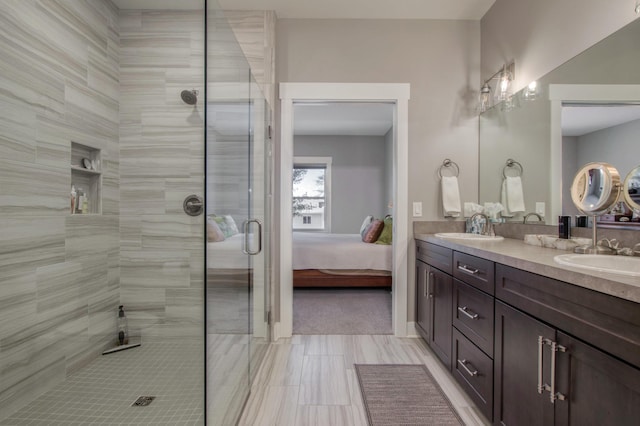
[479,17,640,227]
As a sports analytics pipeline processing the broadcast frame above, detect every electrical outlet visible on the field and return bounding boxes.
[413,202,423,217]
[535,202,545,216]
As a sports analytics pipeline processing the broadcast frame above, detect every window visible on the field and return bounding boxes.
[293,157,332,231]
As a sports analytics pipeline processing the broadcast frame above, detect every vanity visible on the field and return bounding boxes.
[414,234,640,425]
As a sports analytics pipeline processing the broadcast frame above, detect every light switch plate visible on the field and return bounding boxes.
[535,202,545,216]
[413,202,423,217]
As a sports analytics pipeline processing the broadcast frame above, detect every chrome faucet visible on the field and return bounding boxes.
[470,212,494,236]
[523,212,544,224]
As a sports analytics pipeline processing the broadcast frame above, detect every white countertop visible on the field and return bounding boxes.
[415,234,640,304]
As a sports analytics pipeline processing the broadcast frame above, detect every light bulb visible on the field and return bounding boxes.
[479,83,491,112]
[523,81,538,101]
[500,75,510,94]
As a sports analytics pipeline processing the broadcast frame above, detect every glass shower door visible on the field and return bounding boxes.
[248,76,271,381]
[205,4,271,424]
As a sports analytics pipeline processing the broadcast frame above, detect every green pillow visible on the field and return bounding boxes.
[375,215,392,245]
[213,216,237,238]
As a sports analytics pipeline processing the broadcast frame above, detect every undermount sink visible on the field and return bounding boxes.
[554,254,640,277]
[434,232,504,242]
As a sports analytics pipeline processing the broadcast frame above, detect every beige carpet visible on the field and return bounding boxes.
[355,364,463,425]
[293,288,392,335]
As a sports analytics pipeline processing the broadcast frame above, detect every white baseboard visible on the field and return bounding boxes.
[406,321,419,337]
[272,322,292,341]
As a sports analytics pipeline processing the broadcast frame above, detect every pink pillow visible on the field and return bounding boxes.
[362,219,384,243]
[207,217,226,242]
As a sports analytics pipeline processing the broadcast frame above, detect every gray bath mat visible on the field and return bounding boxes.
[355,364,463,425]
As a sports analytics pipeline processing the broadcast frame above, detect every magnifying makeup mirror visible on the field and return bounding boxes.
[570,162,621,254]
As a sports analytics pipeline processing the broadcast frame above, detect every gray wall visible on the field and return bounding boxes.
[562,136,580,216]
[294,135,388,233]
[481,0,638,92]
[119,10,204,340]
[276,18,481,322]
[575,119,640,177]
[0,1,120,420]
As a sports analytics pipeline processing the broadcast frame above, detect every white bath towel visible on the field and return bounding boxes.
[442,176,461,217]
[504,176,525,213]
[500,180,514,217]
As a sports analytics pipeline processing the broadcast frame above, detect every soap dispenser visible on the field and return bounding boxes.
[558,216,571,239]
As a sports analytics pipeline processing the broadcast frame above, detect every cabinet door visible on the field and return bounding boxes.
[494,301,555,426]
[429,266,453,369]
[416,260,431,340]
[554,332,640,426]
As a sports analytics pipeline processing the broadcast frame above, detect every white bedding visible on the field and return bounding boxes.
[207,234,248,269]
[293,232,392,271]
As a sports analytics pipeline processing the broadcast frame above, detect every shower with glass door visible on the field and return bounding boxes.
[0,0,271,424]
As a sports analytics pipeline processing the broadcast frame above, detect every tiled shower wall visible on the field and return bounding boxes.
[0,1,120,420]
[118,10,205,340]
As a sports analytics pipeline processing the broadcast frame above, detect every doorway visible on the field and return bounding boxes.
[278,83,411,339]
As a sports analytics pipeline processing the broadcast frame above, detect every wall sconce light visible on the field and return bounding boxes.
[479,61,515,113]
[523,80,538,101]
[479,83,492,113]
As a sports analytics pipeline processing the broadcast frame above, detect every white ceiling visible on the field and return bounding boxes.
[294,103,394,136]
[562,105,640,137]
[113,0,496,20]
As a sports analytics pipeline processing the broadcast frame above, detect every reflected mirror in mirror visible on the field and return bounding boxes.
[623,165,640,213]
[570,162,621,215]
[479,17,640,228]
[570,162,621,254]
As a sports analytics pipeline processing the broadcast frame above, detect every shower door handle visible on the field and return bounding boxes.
[243,219,262,255]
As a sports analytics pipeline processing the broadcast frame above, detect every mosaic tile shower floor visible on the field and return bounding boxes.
[1,341,204,425]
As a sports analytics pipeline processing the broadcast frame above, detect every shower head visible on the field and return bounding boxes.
[181,89,198,105]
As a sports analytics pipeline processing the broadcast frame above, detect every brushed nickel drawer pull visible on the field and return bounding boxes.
[458,264,479,275]
[427,271,434,298]
[457,359,478,377]
[537,336,552,394]
[549,341,567,403]
[458,306,479,320]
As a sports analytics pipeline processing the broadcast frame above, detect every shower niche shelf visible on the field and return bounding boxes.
[71,142,102,215]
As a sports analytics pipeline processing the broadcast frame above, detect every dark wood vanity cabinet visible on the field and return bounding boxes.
[415,241,453,369]
[416,241,494,419]
[494,265,640,426]
[416,238,640,426]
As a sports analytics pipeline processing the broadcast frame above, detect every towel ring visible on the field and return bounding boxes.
[438,159,460,178]
[502,159,523,178]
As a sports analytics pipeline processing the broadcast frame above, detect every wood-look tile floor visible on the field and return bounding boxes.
[239,335,490,426]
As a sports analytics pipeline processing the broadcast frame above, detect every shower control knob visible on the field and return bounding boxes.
[183,194,204,216]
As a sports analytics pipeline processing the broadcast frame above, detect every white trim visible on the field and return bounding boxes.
[548,84,640,223]
[406,321,419,338]
[293,156,332,232]
[279,82,411,338]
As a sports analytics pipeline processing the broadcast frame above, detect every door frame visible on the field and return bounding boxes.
[277,82,411,338]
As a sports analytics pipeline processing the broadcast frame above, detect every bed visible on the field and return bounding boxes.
[206,234,252,289]
[292,232,392,288]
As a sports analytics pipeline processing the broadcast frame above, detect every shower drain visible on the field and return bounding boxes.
[132,396,156,407]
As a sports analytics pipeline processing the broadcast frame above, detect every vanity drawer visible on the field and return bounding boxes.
[453,279,494,357]
[452,328,493,421]
[453,252,495,295]
[416,240,452,274]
